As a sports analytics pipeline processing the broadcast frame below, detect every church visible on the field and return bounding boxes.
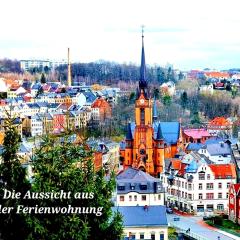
[120,31,182,177]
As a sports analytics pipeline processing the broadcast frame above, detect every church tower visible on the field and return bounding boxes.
[120,28,172,177]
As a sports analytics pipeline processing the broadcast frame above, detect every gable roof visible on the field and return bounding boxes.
[208,117,231,127]
[183,128,211,139]
[209,164,236,179]
[205,142,231,156]
[112,206,167,227]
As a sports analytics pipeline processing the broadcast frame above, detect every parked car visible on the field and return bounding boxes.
[166,207,173,214]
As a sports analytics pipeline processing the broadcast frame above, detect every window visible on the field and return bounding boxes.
[140,234,144,239]
[199,183,202,190]
[120,196,124,201]
[158,194,161,200]
[206,183,213,190]
[227,183,231,189]
[226,193,229,199]
[140,184,147,190]
[199,193,203,199]
[218,183,222,189]
[207,174,210,180]
[117,185,125,191]
[141,195,146,201]
[188,194,192,200]
[160,233,164,240]
[129,195,132,201]
[134,195,137,201]
[217,204,224,211]
[188,183,192,190]
[140,108,145,124]
[199,173,205,180]
[206,193,214,199]
[151,233,155,240]
[218,193,222,199]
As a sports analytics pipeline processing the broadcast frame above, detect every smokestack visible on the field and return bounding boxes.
[67,47,71,87]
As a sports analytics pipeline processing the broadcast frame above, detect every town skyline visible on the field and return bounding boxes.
[1,0,240,70]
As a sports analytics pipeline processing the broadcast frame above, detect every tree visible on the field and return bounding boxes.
[40,73,46,84]
[0,117,31,240]
[153,87,160,99]
[26,135,123,240]
[162,95,172,106]
[180,91,188,109]
[191,112,201,125]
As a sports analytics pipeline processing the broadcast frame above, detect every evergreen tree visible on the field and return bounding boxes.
[0,117,31,240]
[26,135,123,240]
[40,73,46,84]
[180,91,188,109]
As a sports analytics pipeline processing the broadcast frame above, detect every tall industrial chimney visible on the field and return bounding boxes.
[67,47,71,87]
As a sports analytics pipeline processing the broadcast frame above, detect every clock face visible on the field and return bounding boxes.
[140,99,144,104]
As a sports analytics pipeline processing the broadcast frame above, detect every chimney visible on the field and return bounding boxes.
[67,48,72,87]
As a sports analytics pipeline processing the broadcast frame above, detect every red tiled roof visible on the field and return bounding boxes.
[232,183,240,194]
[91,98,110,108]
[209,164,236,179]
[205,72,230,78]
[208,117,231,126]
[171,159,181,170]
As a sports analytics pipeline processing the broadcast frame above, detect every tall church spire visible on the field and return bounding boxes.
[139,26,147,90]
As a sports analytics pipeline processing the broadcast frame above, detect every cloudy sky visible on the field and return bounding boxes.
[1,0,240,70]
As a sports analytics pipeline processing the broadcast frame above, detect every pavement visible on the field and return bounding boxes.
[167,213,239,240]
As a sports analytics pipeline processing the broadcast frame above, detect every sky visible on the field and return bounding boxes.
[1,0,240,70]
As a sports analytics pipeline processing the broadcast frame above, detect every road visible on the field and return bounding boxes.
[167,213,238,240]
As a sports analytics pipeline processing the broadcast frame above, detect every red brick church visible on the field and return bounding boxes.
[120,31,182,177]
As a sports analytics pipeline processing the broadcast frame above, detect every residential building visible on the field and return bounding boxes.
[207,117,232,138]
[163,157,237,215]
[22,115,43,137]
[183,128,211,146]
[113,206,168,240]
[116,168,164,207]
[91,97,112,122]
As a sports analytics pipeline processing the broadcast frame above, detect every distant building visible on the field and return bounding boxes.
[116,168,164,207]
[20,59,67,71]
[207,117,232,138]
[183,128,211,146]
[113,205,168,240]
[91,97,112,122]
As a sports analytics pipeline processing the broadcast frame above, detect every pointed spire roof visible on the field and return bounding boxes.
[126,122,133,140]
[153,98,158,121]
[156,123,164,140]
[139,26,148,90]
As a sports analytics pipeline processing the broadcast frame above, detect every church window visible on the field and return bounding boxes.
[140,149,145,155]
[140,108,145,124]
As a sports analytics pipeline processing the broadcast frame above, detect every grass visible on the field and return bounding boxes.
[205,218,240,237]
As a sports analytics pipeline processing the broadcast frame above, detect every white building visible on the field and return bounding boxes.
[113,206,168,240]
[116,168,164,207]
[163,157,237,215]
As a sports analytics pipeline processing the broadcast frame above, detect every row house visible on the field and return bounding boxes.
[22,115,43,137]
[163,155,237,215]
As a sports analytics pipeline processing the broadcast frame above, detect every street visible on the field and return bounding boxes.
[167,213,238,240]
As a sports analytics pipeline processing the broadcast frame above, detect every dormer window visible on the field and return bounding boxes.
[130,183,136,190]
[140,184,147,190]
[117,184,125,191]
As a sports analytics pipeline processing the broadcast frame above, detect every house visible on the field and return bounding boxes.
[229,183,240,225]
[163,155,237,215]
[199,84,214,94]
[116,168,164,207]
[160,81,176,96]
[183,128,211,146]
[91,97,112,122]
[197,142,232,164]
[53,113,66,133]
[205,72,230,80]
[22,115,43,137]
[207,117,232,138]
[113,206,168,240]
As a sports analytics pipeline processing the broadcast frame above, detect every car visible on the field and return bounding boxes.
[166,207,173,214]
